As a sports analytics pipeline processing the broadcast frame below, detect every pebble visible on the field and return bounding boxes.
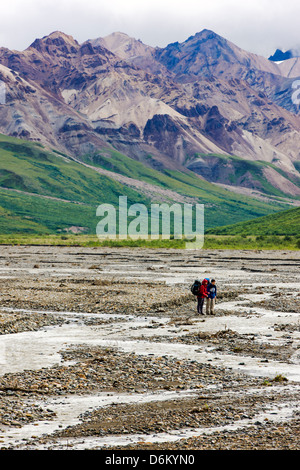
[0,246,299,450]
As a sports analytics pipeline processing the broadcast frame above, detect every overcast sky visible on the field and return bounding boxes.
[0,0,299,57]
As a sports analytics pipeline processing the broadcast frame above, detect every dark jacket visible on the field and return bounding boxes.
[207,282,217,299]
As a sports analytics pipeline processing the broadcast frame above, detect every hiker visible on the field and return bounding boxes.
[206,279,217,315]
[197,279,209,315]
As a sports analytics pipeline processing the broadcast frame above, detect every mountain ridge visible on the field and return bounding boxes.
[0,29,299,207]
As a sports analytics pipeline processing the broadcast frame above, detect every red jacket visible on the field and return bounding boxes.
[198,280,208,298]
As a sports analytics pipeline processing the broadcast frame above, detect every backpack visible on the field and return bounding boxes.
[191,280,201,296]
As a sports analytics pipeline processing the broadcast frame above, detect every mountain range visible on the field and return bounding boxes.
[0,29,299,234]
[269,47,300,61]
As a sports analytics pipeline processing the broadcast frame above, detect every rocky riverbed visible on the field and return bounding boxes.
[0,246,299,450]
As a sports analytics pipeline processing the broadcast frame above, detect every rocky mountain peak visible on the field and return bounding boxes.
[187,29,219,41]
[268,47,300,63]
[28,31,79,55]
[89,31,155,61]
[269,48,294,62]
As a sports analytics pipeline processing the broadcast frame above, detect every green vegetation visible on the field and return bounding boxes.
[0,134,152,234]
[0,134,297,239]
[203,234,299,250]
[0,233,298,251]
[263,374,289,385]
[294,161,300,173]
[81,148,290,229]
[207,206,300,236]
[271,374,288,383]
[0,134,148,207]
[0,188,98,234]
[0,233,187,248]
[195,153,300,199]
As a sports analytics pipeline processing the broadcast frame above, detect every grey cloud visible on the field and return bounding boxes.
[0,0,299,58]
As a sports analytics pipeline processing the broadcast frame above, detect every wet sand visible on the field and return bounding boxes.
[0,246,299,450]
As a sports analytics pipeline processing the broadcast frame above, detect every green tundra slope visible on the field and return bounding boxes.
[0,135,150,234]
[0,134,292,235]
[207,206,300,236]
[80,148,291,227]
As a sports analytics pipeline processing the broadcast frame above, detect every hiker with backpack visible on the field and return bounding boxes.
[206,279,217,315]
[196,279,209,315]
[191,278,217,315]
